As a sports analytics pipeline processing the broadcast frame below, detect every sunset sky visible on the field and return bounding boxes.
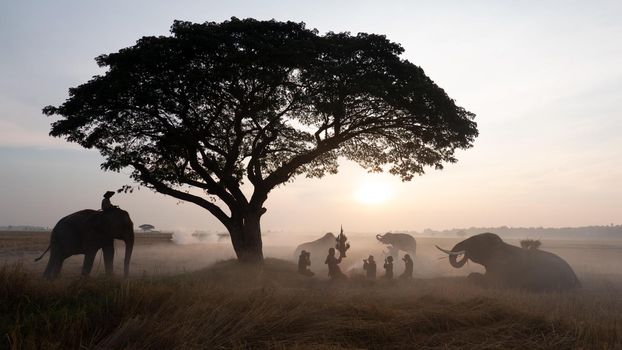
[1,1,620,233]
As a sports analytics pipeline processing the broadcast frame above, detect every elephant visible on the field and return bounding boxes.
[376,232,416,259]
[35,208,134,279]
[293,232,336,258]
[293,232,337,271]
[436,232,580,291]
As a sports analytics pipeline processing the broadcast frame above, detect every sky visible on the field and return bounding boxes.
[1,0,621,233]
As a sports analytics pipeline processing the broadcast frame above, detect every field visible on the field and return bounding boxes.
[1,231,622,349]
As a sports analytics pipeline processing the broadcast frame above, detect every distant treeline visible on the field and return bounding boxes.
[413,225,622,240]
[0,225,49,231]
[2,225,621,240]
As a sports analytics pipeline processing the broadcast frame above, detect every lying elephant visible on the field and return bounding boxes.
[293,232,337,270]
[376,232,416,258]
[437,233,580,291]
[36,208,135,279]
[294,232,336,258]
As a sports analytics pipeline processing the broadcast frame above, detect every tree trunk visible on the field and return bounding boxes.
[229,208,265,263]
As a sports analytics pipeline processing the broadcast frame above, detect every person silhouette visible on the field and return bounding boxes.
[325,247,347,279]
[363,255,376,279]
[101,191,118,211]
[383,256,394,279]
[298,250,314,277]
[400,254,413,279]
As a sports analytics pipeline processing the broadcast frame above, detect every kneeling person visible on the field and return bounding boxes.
[399,254,413,279]
[325,248,347,279]
[298,250,314,277]
[363,255,376,279]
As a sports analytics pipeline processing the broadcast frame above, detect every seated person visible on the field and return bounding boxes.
[101,191,118,211]
[363,255,376,279]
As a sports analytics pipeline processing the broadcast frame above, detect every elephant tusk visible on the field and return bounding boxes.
[435,245,466,256]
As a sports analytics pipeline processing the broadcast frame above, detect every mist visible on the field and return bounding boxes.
[43,230,618,282]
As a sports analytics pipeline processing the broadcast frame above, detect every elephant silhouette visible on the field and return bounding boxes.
[36,208,134,279]
[437,232,580,291]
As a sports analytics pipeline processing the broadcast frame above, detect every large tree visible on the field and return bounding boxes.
[44,18,478,263]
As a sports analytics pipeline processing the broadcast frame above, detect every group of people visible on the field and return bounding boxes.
[363,254,413,279]
[298,248,414,280]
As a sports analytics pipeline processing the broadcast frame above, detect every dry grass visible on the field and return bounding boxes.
[2,258,621,350]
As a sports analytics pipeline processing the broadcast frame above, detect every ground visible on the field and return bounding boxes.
[1,231,621,349]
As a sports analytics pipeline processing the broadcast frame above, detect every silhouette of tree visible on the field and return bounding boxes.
[43,18,478,263]
[139,224,155,232]
[520,239,542,250]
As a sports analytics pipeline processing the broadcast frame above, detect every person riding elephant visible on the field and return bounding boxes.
[436,232,580,291]
[101,190,118,211]
[35,207,135,279]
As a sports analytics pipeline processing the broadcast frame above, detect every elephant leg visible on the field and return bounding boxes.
[43,255,56,279]
[467,272,487,287]
[51,255,65,279]
[102,243,114,276]
[43,257,53,279]
[44,252,64,280]
[81,250,97,277]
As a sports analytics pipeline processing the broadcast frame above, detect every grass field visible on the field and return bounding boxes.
[1,231,621,349]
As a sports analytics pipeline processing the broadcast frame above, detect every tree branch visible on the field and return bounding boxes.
[132,163,232,229]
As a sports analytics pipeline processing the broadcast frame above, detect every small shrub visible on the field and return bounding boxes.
[520,239,542,250]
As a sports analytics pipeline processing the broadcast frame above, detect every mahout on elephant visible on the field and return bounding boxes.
[376,232,416,259]
[436,232,580,291]
[101,190,118,211]
[35,208,134,279]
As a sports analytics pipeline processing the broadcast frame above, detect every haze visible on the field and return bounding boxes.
[1,0,621,233]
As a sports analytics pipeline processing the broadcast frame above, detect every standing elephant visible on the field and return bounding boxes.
[36,208,134,279]
[376,232,416,258]
[436,233,580,291]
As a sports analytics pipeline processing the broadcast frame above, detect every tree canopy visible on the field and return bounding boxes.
[44,18,478,262]
[139,224,155,232]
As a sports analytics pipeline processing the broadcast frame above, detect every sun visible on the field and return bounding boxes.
[354,179,394,204]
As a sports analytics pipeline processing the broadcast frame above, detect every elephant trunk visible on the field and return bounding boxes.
[435,245,468,268]
[449,242,468,268]
[449,253,468,268]
[123,234,134,277]
[376,234,383,240]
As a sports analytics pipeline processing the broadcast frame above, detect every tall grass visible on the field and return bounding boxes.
[1,259,621,349]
